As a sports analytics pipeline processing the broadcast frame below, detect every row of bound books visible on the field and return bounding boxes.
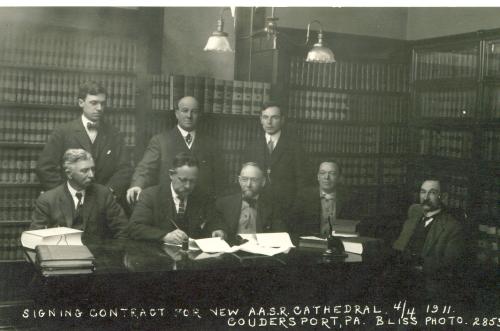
[486,50,500,78]
[380,126,410,154]
[477,220,499,266]
[169,75,271,116]
[381,158,407,185]
[0,187,39,221]
[288,90,408,122]
[295,123,379,154]
[0,148,39,184]
[419,128,473,159]
[481,131,500,161]
[487,88,500,119]
[0,68,136,108]
[289,56,409,92]
[222,152,243,185]
[479,183,499,217]
[0,223,28,260]
[201,118,261,152]
[0,26,137,72]
[415,49,478,81]
[418,89,476,118]
[0,108,135,147]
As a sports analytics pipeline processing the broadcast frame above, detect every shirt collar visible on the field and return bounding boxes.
[265,131,281,143]
[177,125,196,139]
[67,182,85,198]
[81,114,97,128]
[319,189,335,199]
[170,183,187,204]
[424,208,441,218]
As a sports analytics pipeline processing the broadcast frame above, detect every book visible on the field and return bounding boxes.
[298,236,328,250]
[340,236,383,255]
[35,245,94,268]
[332,219,360,235]
[21,227,83,250]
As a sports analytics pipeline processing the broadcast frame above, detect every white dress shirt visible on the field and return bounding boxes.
[170,183,188,213]
[67,182,85,208]
[177,125,196,149]
[82,115,98,143]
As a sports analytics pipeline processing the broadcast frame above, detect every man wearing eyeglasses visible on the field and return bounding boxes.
[126,96,223,205]
[128,152,226,244]
[216,162,286,241]
[242,101,308,211]
[289,159,358,237]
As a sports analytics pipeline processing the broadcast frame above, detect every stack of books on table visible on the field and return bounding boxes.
[35,245,95,276]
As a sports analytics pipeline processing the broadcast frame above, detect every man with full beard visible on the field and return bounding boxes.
[215,162,287,242]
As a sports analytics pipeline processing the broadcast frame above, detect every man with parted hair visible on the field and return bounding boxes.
[242,101,308,211]
[128,152,226,244]
[289,159,358,237]
[31,148,129,240]
[393,179,465,277]
[36,80,132,205]
[126,96,223,204]
[216,162,287,241]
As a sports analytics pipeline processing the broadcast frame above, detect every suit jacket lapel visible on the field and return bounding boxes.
[269,132,285,167]
[256,198,271,232]
[422,213,446,256]
[60,185,75,227]
[228,194,243,235]
[73,119,93,153]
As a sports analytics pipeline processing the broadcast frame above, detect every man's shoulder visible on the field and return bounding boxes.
[141,185,160,197]
[437,209,463,228]
[38,183,67,200]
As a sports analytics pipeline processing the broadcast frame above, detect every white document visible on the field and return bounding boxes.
[255,232,294,248]
[21,227,83,250]
[194,237,235,254]
[238,241,293,256]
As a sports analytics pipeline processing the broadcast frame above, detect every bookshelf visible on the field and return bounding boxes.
[0,19,143,262]
[410,32,500,269]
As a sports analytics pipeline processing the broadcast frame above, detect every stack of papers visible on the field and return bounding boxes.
[173,233,295,257]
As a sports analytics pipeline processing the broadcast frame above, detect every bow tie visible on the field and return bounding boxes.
[243,197,258,208]
[87,122,99,130]
[320,192,335,200]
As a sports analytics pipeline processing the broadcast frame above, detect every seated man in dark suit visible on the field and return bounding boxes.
[216,162,286,242]
[393,179,466,302]
[290,159,358,238]
[31,149,128,240]
[128,152,226,245]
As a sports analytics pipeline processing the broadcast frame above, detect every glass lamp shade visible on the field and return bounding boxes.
[204,31,233,53]
[306,43,335,63]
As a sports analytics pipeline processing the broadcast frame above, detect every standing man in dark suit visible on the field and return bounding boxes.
[393,179,465,300]
[242,101,308,211]
[290,159,358,237]
[126,96,222,204]
[216,162,286,241]
[31,149,128,241]
[36,81,132,204]
[128,152,226,244]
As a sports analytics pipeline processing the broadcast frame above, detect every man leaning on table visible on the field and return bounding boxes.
[31,149,128,240]
[128,152,226,245]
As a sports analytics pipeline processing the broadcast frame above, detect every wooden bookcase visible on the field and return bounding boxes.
[409,31,500,269]
[0,9,156,262]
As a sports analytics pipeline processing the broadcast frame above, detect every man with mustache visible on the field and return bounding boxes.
[216,162,286,241]
[36,81,132,208]
[393,179,466,302]
[126,96,222,205]
[31,149,128,241]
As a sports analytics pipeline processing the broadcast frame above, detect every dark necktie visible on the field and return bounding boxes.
[185,133,192,145]
[87,122,99,130]
[267,139,274,155]
[73,192,83,228]
[178,198,186,216]
[243,197,257,209]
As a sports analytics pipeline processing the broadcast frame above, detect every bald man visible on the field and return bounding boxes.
[127,96,223,203]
